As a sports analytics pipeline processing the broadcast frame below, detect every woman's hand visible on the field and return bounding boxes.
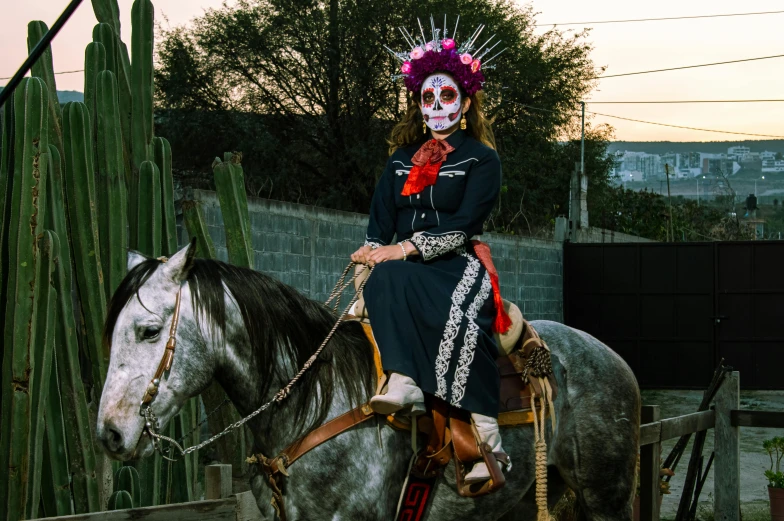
[350,245,373,264]
[366,245,405,266]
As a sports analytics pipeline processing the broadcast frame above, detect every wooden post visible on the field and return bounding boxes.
[714,371,740,521]
[205,464,232,500]
[640,405,661,521]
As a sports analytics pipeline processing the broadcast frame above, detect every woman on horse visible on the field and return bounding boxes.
[350,20,510,484]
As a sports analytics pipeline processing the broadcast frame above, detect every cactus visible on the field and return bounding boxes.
[136,160,162,257]
[96,70,129,297]
[83,42,106,129]
[27,21,64,157]
[0,77,49,520]
[134,455,161,507]
[183,200,217,258]
[92,0,133,193]
[45,144,100,513]
[26,230,58,516]
[108,490,134,510]
[44,355,74,516]
[92,23,118,78]
[131,0,154,170]
[213,153,254,268]
[0,101,13,311]
[153,137,177,256]
[62,101,108,394]
[114,465,141,507]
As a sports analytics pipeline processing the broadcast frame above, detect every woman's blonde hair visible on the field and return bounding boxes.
[388,88,496,155]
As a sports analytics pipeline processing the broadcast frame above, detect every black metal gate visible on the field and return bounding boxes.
[564,241,784,389]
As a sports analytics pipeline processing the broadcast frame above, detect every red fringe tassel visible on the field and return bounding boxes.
[470,240,512,334]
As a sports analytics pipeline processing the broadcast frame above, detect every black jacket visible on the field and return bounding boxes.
[365,129,502,261]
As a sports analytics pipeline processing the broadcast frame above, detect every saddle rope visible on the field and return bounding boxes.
[530,375,556,521]
[144,262,374,460]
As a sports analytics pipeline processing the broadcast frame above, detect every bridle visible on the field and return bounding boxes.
[137,269,183,461]
[135,260,374,462]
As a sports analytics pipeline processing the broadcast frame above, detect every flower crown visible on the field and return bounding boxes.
[385,16,505,97]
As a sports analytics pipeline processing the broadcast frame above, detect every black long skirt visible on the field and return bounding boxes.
[364,248,500,417]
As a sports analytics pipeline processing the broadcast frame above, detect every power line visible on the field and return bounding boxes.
[587,110,784,139]
[599,54,784,79]
[515,103,784,139]
[0,69,83,81]
[588,99,784,104]
[536,10,784,27]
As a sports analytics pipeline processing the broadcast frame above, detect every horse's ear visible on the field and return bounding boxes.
[162,238,197,283]
[127,250,148,271]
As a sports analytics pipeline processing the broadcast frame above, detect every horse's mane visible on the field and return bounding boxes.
[104,257,374,436]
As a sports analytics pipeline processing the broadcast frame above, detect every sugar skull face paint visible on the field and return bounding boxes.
[421,73,462,132]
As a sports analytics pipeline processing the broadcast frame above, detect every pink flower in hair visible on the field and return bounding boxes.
[460,53,473,65]
[442,38,456,50]
[410,47,424,60]
[425,42,434,52]
[401,61,412,74]
[471,59,481,73]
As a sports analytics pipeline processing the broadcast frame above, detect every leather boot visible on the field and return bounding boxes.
[464,413,511,484]
[369,372,425,416]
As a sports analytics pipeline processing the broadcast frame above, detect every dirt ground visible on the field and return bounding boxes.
[640,389,784,520]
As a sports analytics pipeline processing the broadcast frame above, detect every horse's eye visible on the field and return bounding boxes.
[143,327,162,340]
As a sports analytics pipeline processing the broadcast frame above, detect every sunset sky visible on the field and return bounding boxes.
[2,0,783,142]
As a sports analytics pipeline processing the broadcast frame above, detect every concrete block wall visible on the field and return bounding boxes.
[179,190,563,322]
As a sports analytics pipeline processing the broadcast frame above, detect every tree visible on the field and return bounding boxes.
[155,0,608,232]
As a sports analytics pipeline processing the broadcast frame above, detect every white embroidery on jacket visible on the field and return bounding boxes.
[450,271,493,408]
[434,254,480,400]
[364,238,384,249]
[410,232,466,261]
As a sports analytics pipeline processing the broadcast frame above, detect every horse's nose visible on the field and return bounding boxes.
[99,421,124,454]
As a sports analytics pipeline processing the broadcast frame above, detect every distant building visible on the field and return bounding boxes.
[761,151,777,161]
[701,154,740,176]
[728,146,751,161]
[761,160,784,173]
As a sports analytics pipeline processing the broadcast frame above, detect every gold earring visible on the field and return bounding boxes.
[460,117,467,130]
[423,121,427,134]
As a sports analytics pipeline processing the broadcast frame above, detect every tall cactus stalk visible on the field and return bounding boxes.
[26,230,58,517]
[153,137,177,256]
[213,153,254,269]
[129,0,155,253]
[92,23,118,78]
[45,144,100,513]
[0,101,14,313]
[136,160,162,257]
[91,0,133,205]
[131,0,154,169]
[44,356,74,516]
[27,21,64,157]
[62,101,108,394]
[96,70,129,297]
[83,42,106,130]
[0,77,49,520]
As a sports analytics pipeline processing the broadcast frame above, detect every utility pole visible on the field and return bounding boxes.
[580,101,585,181]
[665,163,674,242]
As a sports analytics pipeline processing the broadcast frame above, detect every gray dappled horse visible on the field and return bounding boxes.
[97,243,640,520]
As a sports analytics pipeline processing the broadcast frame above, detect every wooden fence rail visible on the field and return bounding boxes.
[38,464,263,521]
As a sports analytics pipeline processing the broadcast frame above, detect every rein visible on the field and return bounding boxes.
[139,261,374,461]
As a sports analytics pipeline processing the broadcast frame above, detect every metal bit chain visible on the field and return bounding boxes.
[144,263,373,460]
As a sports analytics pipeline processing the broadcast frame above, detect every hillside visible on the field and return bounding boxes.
[608,140,784,155]
[0,87,83,104]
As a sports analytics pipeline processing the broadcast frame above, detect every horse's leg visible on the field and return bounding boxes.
[549,386,637,521]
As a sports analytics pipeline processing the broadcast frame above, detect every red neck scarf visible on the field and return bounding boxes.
[400,138,455,196]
